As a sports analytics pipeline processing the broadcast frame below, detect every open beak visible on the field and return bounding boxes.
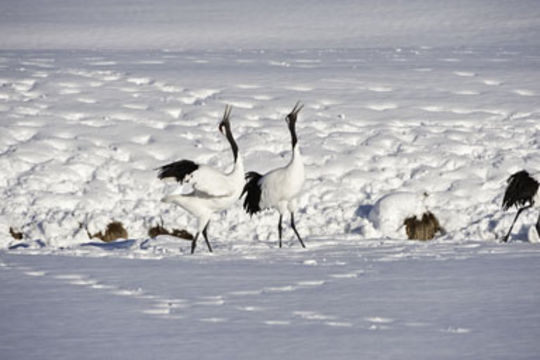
[291,101,304,116]
[219,104,232,134]
[286,101,304,123]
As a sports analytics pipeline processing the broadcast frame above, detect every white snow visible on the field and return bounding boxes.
[1,0,540,359]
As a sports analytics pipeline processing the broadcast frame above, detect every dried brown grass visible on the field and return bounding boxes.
[404,211,444,241]
[9,227,24,240]
[148,219,193,240]
[85,221,128,243]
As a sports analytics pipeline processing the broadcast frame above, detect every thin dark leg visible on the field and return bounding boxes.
[535,213,540,239]
[503,204,532,242]
[291,212,306,248]
[278,214,283,248]
[202,222,212,253]
[191,232,200,254]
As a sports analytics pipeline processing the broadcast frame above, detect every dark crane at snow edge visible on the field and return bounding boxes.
[157,105,244,254]
[501,170,540,242]
[242,102,306,248]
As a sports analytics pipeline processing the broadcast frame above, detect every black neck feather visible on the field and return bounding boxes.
[224,125,239,162]
[288,121,298,149]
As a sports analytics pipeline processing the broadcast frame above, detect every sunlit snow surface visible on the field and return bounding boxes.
[1,40,540,360]
[1,48,539,249]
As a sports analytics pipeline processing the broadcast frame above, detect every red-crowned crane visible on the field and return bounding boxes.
[157,105,244,254]
[242,102,306,248]
[501,170,540,242]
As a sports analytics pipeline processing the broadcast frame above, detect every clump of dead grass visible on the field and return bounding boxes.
[404,211,445,241]
[148,219,193,240]
[9,227,24,240]
[84,221,128,243]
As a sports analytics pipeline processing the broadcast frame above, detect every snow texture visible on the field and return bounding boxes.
[1,1,540,359]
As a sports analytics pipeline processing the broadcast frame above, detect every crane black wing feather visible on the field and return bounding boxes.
[242,171,263,216]
[157,160,199,183]
[502,170,539,210]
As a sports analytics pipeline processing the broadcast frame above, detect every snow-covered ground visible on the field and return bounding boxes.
[2,244,540,360]
[2,47,539,249]
[1,1,540,359]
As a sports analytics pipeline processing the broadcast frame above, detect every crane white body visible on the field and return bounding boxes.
[242,102,306,248]
[259,146,304,214]
[158,105,243,253]
[162,161,244,232]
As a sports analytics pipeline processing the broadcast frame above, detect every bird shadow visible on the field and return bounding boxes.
[355,204,373,219]
[80,239,137,250]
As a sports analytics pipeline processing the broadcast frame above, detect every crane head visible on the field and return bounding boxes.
[218,104,233,134]
[286,101,303,126]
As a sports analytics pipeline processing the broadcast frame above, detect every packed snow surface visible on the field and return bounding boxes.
[1,1,540,359]
[1,45,539,360]
[1,48,539,250]
[1,0,539,50]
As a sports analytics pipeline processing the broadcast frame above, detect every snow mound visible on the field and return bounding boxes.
[369,192,429,239]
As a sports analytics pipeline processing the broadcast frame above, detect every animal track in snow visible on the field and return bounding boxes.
[127,77,153,85]
[365,316,394,324]
[162,107,182,119]
[366,86,393,92]
[195,296,225,306]
[365,103,398,111]
[365,317,395,330]
[59,88,81,95]
[452,90,480,95]
[482,79,502,86]
[88,61,117,66]
[293,311,336,321]
[236,84,261,89]
[284,85,313,92]
[453,71,476,77]
[262,285,296,293]
[251,94,273,101]
[133,60,165,65]
[296,280,326,287]
[77,97,97,104]
[264,320,291,326]
[12,79,37,92]
[14,106,41,116]
[24,270,47,277]
[122,103,149,110]
[513,89,535,96]
[237,306,265,312]
[329,272,358,279]
[200,317,228,323]
[325,321,353,327]
[442,326,471,334]
[154,83,183,94]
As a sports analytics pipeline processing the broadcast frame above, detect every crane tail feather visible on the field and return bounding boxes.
[157,160,199,183]
[242,171,263,215]
[502,170,539,210]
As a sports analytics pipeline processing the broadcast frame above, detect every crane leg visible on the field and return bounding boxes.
[191,232,199,254]
[502,204,532,242]
[278,215,283,248]
[536,213,540,239]
[202,222,212,253]
[291,212,306,248]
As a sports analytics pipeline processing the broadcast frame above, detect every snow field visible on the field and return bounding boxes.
[2,243,540,359]
[1,47,540,254]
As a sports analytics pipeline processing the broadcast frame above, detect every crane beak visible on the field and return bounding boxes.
[286,101,303,124]
[291,101,304,116]
[219,104,232,134]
